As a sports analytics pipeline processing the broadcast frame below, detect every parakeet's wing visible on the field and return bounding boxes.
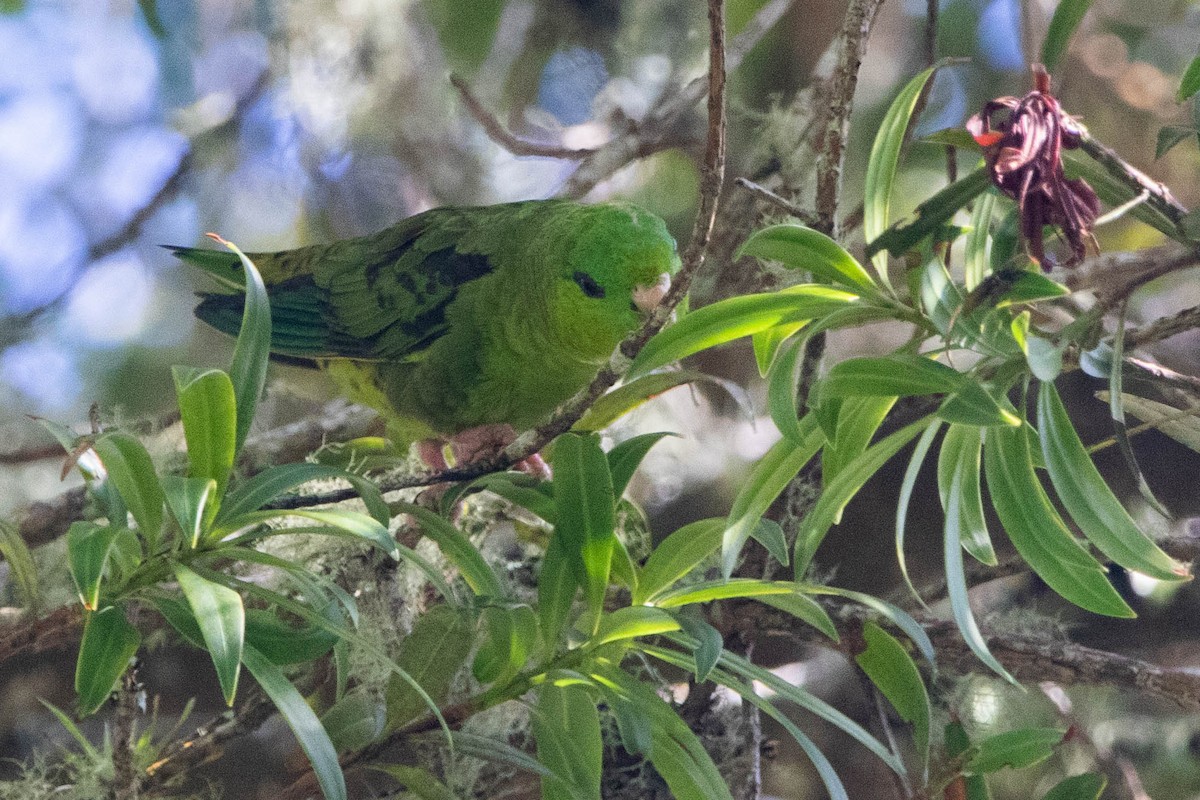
[176,207,497,364]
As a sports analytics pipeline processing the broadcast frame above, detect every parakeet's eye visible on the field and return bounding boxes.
[573,271,606,299]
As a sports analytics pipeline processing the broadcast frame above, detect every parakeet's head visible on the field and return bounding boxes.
[548,202,680,362]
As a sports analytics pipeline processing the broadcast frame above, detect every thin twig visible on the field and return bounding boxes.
[1078,134,1190,232]
[734,177,820,226]
[111,663,142,800]
[1127,303,1200,349]
[449,75,597,160]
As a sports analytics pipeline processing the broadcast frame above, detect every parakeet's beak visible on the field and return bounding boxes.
[632,273,671,314]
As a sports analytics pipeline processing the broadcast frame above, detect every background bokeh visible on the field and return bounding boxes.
[1,0,1200,798]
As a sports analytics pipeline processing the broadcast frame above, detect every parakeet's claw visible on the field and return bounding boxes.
[415,424,551,479]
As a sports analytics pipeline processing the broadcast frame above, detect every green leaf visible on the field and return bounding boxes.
[321,691,385,753]
[866,167,991,259]
[938,425,996,565]
[161,475,215,549]
[591,664,734,800]
[368,766,460,800]
[896,421,943,606]
[754,592,839,640]
[1155,125,1197,160]
[551,433,616,627]
[965,190,996,290]
[634,518,724,604]
[984,425,1134,617]
[967,727,1066,774]
[795,417,934,577]
[1177,52,1200,101]
[673,612,723,682]
[1041,0,1093,70]
[385,605,474,730]
[241,644,347,800]
[1037,382,1188,581]
[174,564,244,705]
[855,621,931,767]
[863,66,941,288]
[751,518,790,567]
[172,365,237,509]
[577,371,750,433]
[820,354,964,399]
[473,604,537,685]
[92,432,163,541]
[592,606,681,646]
[537,537,577,649]
[988,270,1070,307]
[1042,773,1107,800]
[607,431,676,498]
[824,396,896,498]
[938,382,1023,428]
[1101,391,1200,454]
[653,578,811,607]
[0,520,39,609]
[723,414,823,577]
[244,608,339,665]
[220,240,272,453]
[461,473,555,523]
[66,522,121,610]
[395,502,504,597]
[532,683,602,800]
[219,462,389,527]
[75,605,140,716]
[945,722,990,800]
[136,0,167,37]
[223,508,397,558]
[451,731,555,777]
[737,224,878,292]
[629,285,859,378]
[809,585,936,665]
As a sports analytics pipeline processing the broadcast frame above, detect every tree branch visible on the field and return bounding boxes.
[449,75,597,160]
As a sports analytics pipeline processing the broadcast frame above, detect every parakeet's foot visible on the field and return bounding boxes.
[416,424,551,479]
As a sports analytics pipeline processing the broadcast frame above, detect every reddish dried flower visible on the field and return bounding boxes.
[967,65,1100,269]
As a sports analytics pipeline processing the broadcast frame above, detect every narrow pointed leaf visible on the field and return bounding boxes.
[1180,54,1200,101]
[1039,382,1188,580]
[795,417,933,577]
[385,605,474,730]
[629,286,858,378]
[809,585,936,665]
[242,644,346,800]
[938,425,996,564]
[592,606,680,646]
[984,426,1134,617]
[92,432,163,540]
[634,518,723,604]
[396,502,504,597]
[1042,773,1106,800]
[172,365,237,507]
[551,433,616,627]
[724,414,823,577]
[161,476,215,549]
[737,223,878,292]
[66,522,121,610]
[897,421,943,606]
[864,66,941,287]
[673,613,724,682]
[219,462,389,527]
[967,727,1066,774]
[965,190,996,290]
[532,683,602,800]
[321,692,385,753]
[755,592,839,640]
[174,564,244,705]
[866,167,991,258]
[854,621,931,767]
[821,354,965,399]
[75,605,140,716]
[220,240,272,452]
[937,382,1022,427]
[538,537,577,648]
[607,431,676,498]
[653,578,811,607]
[1041,0,1093,70]
[0,520,39,609]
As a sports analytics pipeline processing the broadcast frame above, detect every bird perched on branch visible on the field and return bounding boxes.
[172,200,678,469]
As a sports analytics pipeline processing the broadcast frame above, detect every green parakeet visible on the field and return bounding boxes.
[173,199,678,465]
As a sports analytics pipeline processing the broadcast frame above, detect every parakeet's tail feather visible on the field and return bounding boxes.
[167,246,247,290]
[194,292,321,368]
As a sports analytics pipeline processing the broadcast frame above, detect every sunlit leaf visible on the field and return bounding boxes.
[172,366,236,511]
[592,606,680,646]
[216,239,271,453]
[473,605,537,686]
[607,431,676,498]
[938,425,996,565]
[538,537,577,649]
[864,66,943,289]
[1177,52,1200,101]
[866,167,991,258]
[552,433,616,628]
[965,190,996,290]
[219,462,389,528]
[737,223,878,292]
[629,285,858,378]
[161,475,215,549]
